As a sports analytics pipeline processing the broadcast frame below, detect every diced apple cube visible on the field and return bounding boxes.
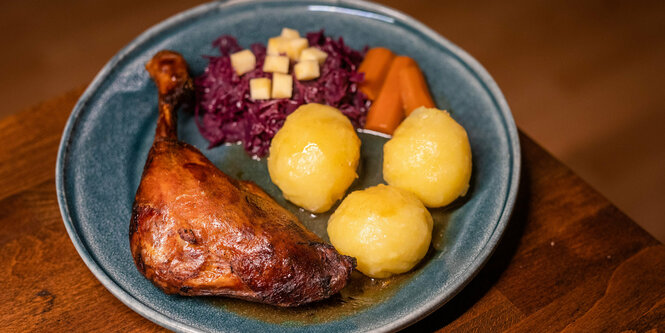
[300,47,328,65]
[280,27,300,39]
[294,60,320,81]
[263,55,290,74]
[285,37,309,60]
[230,49,256,76]
[267,37,289,56]
[272,73,293,99]
[250,78,271,100]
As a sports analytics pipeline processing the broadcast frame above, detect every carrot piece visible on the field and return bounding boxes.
[358,47,395,100]
[399,63,435,115]
[365,56,417,135]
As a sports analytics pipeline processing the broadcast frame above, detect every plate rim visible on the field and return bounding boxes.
[55,0,521,332]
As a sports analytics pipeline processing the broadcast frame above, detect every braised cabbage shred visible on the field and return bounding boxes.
[194,31,370,157]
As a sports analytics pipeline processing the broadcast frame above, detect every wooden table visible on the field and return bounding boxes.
[1,89,663,332]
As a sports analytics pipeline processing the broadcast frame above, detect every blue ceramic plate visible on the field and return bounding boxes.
[56,0,520,332]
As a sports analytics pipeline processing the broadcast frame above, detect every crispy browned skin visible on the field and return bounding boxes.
[129,50,355,307]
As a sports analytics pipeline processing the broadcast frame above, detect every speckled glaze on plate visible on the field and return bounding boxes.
[55,0,520,332]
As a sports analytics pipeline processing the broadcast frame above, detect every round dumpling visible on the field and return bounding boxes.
[327,184,433,278]
[383,107,471,207]
[268,103,361,213]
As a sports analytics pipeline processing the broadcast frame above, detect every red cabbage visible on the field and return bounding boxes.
[194,30,370,157]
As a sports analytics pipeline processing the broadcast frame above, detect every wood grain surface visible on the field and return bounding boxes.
[1,90,663,331]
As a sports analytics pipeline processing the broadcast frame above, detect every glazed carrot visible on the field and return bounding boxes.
[358,47,395,100]
[365,56,416,135]
[400,63,435,115]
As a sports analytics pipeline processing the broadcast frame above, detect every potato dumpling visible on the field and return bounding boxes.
[383,107,472,208]
[268,103,360,213]
[327,184,433,278]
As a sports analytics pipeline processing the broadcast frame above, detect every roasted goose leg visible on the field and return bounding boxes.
[129,50,355,307]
